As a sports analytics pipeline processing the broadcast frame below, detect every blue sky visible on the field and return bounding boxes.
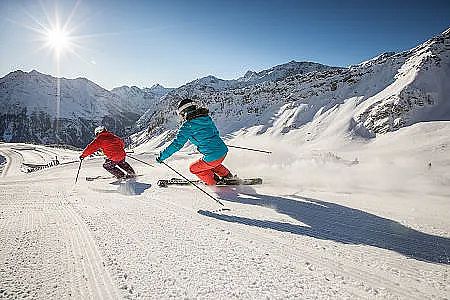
[0,0,449,89]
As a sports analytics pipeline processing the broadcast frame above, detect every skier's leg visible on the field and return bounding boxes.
[103,159,125,179]
[212,164,230,178]
[116,159,136,175]
[211,156,231,177]
[189,159,216,185]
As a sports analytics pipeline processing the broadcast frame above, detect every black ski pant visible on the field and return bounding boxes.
[103,158,135,179]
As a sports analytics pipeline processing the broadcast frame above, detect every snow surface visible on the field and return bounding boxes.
[0,120,449,299]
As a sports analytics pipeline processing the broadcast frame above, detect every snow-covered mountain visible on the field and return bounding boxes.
[131,61,341,144]
[110,84,173,114]
[354,31,450,133]
[2,28,449,150]
[0,70,141,147]
[237,60,341,84]
[178,61,337,92]
[131,28,450,149]
[183,61,341,92]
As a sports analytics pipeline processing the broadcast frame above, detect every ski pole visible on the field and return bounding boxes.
[161,161,225,206]
[75,160,82,184]
[191,136,271,154]
[128,155,224,206]
[225,144,272,154]
[128,155,155,168]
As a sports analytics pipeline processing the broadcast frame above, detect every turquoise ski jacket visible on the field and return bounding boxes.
[159,115,228,162]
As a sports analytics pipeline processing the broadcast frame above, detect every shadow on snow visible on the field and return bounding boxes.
[90,180,151,196]
[198,186,450,265]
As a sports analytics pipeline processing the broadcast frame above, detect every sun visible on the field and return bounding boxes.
[45,28,71,53]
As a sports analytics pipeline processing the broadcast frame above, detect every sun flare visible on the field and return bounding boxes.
[46,28,71,53]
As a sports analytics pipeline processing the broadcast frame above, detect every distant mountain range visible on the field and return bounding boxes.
[0,60,338,147]
[110,84,174,115]
[1,27,449,149]
[0,71,171,147]
[131,27,450,148]
[132,60,341,136]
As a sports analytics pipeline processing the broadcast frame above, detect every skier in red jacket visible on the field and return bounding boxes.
[80,126,136,179]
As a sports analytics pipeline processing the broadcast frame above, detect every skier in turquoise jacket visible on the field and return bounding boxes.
[156,99,234,185]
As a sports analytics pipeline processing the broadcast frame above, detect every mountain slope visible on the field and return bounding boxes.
[355,29,450,133]
[110,84,173,114]
[131,61,341,145]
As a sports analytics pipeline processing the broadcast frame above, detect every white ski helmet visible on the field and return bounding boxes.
[94,126,106,135]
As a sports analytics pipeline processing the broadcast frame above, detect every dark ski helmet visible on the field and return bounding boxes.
[177,99,197,118]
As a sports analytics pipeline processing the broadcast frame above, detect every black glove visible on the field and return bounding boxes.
[155,156,162,163]
[79,155,84,161]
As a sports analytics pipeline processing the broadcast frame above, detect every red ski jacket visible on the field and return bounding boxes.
[81,131,126,162]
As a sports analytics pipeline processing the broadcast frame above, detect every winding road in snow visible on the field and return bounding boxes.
[0,144,449,299]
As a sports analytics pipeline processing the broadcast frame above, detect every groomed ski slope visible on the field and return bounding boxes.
[0,122,449,299]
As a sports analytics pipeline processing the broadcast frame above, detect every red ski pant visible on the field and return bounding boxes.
[189,156,230,185]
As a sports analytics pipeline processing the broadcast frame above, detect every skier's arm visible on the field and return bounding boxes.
[81,138,101,158]
[158,124,190,161]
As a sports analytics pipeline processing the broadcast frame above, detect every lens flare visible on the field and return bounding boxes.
[46,28,70,53]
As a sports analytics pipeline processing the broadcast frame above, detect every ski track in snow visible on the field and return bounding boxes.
[0,184,119,299]
[0,148,22,177]
[0,145,449,299]
[143,191,447,299]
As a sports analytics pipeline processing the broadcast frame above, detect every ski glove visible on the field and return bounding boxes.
[79,155,84,161]
[155,156,163,163]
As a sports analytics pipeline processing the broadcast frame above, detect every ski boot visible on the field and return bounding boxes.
[214,173,239,185]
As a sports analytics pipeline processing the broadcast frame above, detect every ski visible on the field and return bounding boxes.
[86,174,143,181]
[157,177,262,188]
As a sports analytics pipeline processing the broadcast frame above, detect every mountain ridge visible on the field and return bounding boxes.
[1,27,449,149]
[0,70,140,146]
[130,27,450,149]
